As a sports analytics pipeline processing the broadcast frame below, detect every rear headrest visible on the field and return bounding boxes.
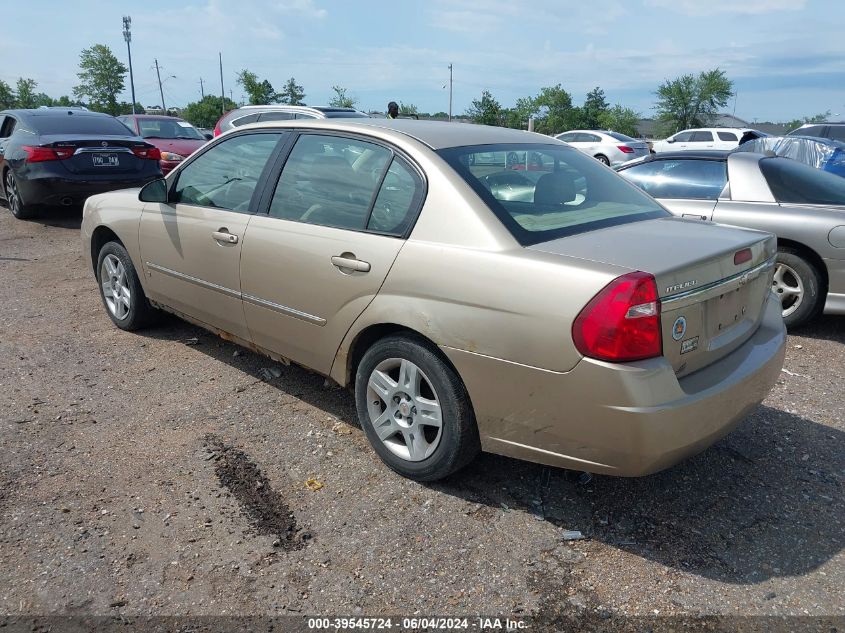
[310,155,356,185]
[533,172,576,206]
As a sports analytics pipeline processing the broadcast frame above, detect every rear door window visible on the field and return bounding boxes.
[791,125,824,137]
[258,111,294,122]
[619,159,727,200]
[268,134,391,230]
[827,126,845,142]
[0,116,16,138]
[231,113,261,127]
[172,132,284,212]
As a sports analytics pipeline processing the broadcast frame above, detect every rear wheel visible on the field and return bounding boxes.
[96,241,157,331]
[355,334,480,481]
[4,169,36,219]
[595,154,610,165]
[774,248,822,328]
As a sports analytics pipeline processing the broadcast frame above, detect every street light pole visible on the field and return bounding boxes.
[154,59,166,112]
[122,16,136,115]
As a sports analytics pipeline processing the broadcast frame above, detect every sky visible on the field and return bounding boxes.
[2,0,844,122]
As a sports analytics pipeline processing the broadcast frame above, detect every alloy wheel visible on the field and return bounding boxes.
[366,358,443,462]
[773,262,804,317]
[5,171,21,216]
[100,254,132,320]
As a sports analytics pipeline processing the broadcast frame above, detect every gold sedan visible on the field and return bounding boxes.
[82,119,786,481]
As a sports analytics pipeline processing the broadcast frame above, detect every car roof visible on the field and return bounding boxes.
[121,114,185,121]
[240,118,561,150]
[1,108,113,119]
[638,150,731,161]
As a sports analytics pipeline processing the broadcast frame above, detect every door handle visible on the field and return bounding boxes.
[212,229,238,244]
[331,255,370,273]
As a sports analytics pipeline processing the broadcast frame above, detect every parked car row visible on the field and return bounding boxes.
[0,104,370,218]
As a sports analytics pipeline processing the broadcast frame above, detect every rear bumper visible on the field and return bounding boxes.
[18,171,160,208]
[442,292,786,476]
[18,161,161,206]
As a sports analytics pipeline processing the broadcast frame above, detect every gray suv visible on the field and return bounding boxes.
[213,105,369,137]
[787,122,845,142]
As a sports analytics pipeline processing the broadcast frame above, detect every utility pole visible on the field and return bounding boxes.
[154,58,166,112]
[199,77,205,99]
[219,52,225,114]
[122,16,136,115]
[448,63,453,122]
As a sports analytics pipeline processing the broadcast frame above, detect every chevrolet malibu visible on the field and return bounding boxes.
[81,120,786,481]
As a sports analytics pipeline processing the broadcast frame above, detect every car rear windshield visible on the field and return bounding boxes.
[607,131,637,142]
[138,118,204,140]
[760,157,845,205]
[439,143,668,245]
[30,115,135,136]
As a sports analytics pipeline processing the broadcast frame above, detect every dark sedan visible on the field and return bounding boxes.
[616,150,845,328]
[0,108,162,219]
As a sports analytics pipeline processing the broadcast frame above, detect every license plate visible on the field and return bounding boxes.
[92,153,119,167]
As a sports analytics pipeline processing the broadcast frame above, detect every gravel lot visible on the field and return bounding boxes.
[0,205,842,629]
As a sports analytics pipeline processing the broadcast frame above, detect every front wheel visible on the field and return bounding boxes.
[96,241,158,331]
[773,248,822,328]
[355,335,480,481]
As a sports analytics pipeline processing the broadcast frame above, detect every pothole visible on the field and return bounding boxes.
[203,434,306,550]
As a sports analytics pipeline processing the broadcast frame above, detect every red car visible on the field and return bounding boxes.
[117,115,208,175]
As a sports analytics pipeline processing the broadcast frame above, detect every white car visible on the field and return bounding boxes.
[651,128,765,153]
[555,130,650,166]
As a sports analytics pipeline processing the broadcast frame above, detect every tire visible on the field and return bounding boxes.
[595,154,610,165]
[4,169,37,219]
[774,248,822,329]
[96,241,158,331]
[355,334,480,481]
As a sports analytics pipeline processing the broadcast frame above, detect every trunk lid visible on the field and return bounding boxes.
[38,134,155,176]
[531,216,777,376]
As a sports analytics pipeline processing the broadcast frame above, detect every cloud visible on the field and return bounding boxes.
[644,0,807,15]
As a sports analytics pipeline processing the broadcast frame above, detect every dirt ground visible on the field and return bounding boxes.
[0,205,842,630]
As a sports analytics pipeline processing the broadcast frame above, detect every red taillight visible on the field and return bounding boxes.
[213,122,222,137]
[617,145,635,154]
[22,145,75,162]
[132,146,162,160]
[572,272,662,362]
[734,248,752,265]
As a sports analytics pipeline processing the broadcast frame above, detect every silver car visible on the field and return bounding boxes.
[213,105,369,137]
[617,150,845,327]
[555,130,650,166]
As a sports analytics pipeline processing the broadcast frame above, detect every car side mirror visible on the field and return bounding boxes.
[666,138,675,143]
[203,132,213,140]
[139,178,168,203]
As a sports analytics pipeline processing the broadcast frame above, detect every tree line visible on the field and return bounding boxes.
[3,51,833,137]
